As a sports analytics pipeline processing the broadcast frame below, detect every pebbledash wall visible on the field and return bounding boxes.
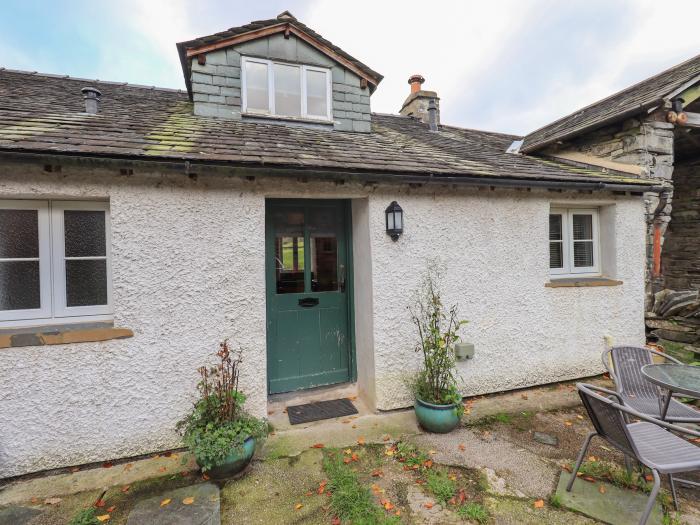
[0,161,646,477]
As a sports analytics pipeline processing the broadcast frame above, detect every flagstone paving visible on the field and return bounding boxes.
[126,482,220,525]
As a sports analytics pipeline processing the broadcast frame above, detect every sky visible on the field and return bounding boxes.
[1,0,699,135]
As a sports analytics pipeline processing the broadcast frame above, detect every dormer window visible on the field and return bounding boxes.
[242,57,332,121]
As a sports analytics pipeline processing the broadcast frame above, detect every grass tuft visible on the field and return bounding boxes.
[68,508,99,525]
[425,469,457,504]
[456,502,489,523]
[549,493,562,508]
[323,450,400,525]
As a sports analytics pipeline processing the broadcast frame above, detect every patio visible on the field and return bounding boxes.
[0,376,698,525]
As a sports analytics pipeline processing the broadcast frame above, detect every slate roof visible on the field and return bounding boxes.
[176,12,383,98]
[0,69,652,187]
[521,53,700,153]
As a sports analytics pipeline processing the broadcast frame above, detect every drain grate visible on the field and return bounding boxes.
[287,398,358,425]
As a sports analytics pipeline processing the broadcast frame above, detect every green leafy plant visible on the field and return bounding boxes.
[68,508,99,525]
[177,340,267,472]
[549,493,562,508]
[456,502,489,523]
[409,262,467,411]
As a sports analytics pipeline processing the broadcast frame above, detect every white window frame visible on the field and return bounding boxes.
[241,56,332,121]
[0,199,112,327]
[549,208,600,277]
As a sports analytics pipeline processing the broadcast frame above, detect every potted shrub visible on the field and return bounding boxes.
[177,340,267,479]
[409,264,467,433]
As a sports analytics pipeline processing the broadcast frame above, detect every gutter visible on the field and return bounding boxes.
[0,149,664,194]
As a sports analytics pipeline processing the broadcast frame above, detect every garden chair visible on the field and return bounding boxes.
[602,345,700,423]
[568,383,700,524]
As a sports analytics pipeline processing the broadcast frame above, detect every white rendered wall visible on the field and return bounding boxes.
[0,163,646,476]
[366,189,646,410]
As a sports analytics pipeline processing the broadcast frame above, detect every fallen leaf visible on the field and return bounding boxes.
[267,410,275,415]
[564,421,573,427]
[351,453,359,462]
[415,479,426,485]
[424,502,434,509]
[95,499,106,508]
[645,474,653,482]
[521,393,529,400]
[182,497,195,505]
[428,450,437,455]
[576,415,584,420]
[160,498,171,507]
[534,499,545,508]
[384,448,395,456]
[343,448,352,455]
[44,497,62,505]
[583,476,595,483]
[383,435,391,442]
[357,436,366,446]
[458,488,467,503]
[311,443,325,449]
[295,503,303,510]
[561,464,572,473]
[30,497,39,504]
[458,443,466,451]
[106,506,116,513]
[70,467,80,473]
[371,483,383,494]
[102,462,113,468]
[121,485,130,493]
[599,485,606,494]
[331,517,341,525]
[423,460,433,468]
[449,474,457,481]
[351,424,357,429]
[158,467,167,473]
[341,419,351,424]
[96,515,110,522]
[170,453,179,460]
[371,469,384,477]
[348,396,358,401]
[343,457,351,464]
[588,456,597,462]
[305,491,313,497]
[163,451,172,457]
[395,510,401,516]
[123,463,133,472]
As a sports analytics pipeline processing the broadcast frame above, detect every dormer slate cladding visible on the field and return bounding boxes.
[190,33,371,132]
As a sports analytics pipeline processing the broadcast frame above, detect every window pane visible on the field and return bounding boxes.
[573,241,594,267]
[572,214,593,240]
[550,242,563,269]
[0,260,40,310]
[549,214,562,241]
[66,259,108,306]
[311,236,337,292]
[306,69,328,117]
[274,63,301,117]
[245,61,269,112]
[276,236,305,293]
[0,209,39,258]
[64,210,106,257]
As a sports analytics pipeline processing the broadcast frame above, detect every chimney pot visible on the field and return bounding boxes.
[427,98,439,131]
[408,74,425,94]
[81,87,102,114]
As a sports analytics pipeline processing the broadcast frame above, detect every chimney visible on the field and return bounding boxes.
[81,87,102,114]
[399,74,440,129]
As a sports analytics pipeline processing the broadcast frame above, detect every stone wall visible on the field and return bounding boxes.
[190,33,371,132]
[662,159,700,290]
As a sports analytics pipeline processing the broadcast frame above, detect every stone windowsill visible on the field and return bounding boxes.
[0,322,133,349]
[241,112,334,126]
[545,277,623,288]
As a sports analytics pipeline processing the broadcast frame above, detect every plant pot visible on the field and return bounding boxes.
[199,436,256,479]
[414,397,461,433]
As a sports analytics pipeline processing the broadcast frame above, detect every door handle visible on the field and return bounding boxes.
[299,297,319,307]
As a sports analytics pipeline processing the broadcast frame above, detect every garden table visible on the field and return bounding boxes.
[641,363,700,491]
[641,363,700,420]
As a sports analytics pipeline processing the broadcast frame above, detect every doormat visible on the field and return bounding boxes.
[287,398,358,425]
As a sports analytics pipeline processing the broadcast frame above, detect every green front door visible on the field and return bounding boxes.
[266,199,353,394]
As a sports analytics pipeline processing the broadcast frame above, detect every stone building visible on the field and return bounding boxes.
[0,12,684,478]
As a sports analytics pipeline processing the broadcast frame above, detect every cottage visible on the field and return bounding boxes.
[2,11,692,479]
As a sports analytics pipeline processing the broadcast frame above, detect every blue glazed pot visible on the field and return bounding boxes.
[200,436,256,479]
[414,398,461,433]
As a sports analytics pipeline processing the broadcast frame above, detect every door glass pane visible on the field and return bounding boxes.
[66,259,108,306]
[0,260,40,310]
[311,236,337,291]
[64,210,106,257]
[0,209,39,258]
[274,63,301,117]
[306,69,327,117]
[573,241,594,268]
[572,214,593,240]
[245,60,269,112]
[276,236,305,293]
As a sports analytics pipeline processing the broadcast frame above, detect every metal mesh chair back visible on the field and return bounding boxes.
[578,385,636,458]
[611,346,658,398]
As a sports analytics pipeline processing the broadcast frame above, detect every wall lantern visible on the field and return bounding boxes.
[385,201,403,241]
